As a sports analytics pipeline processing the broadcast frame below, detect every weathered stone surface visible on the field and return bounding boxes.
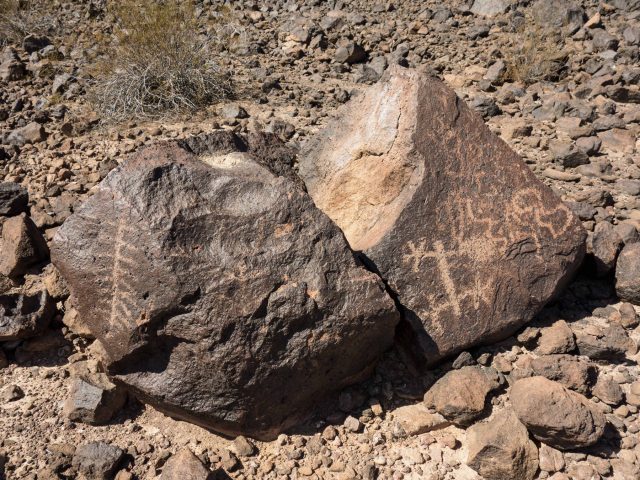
[335,42,366,64]
[423,366,498,426]
[0,213,49,278]
[51,135,399,438]
[162,448,211,480]
[466,409,538,480]
[64,374,127,425]
[0,183,28,217]
[616,243,640,305]
[571,321,635,361]
[470,0,509,17]
[535,320,576,355]
[72,442,124,480]
[61,300,94,338]
[6,122,46,146]
[513,354,596,395]
[589,221,622,276]
[511,377,606,450]
[0,290,54,341]
[592,374,624,406]
[298,67,585,364]
[532,0,585,32]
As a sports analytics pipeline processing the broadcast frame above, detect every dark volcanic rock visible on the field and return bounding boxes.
[64,375,127,425]
[51,138,399,439]
[298,67,585,365]
[571,321,635,361]
[0,291,54,341]
[0,183,28,217]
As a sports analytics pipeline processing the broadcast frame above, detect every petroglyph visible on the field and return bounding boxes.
[402,237,496,322]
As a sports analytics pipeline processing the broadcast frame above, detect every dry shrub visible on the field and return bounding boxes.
[90,0,232,120]
[504,21,569,85]
[0,0,58,45]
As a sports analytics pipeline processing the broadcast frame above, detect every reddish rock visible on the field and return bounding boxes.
[511,376,606,450]
[161,449,211,480]
[466,409,538,480]
[423,366,499,426]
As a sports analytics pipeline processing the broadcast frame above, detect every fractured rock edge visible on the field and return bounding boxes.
[299,66,586,367]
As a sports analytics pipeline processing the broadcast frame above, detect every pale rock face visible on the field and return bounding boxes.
[299,67,586,364]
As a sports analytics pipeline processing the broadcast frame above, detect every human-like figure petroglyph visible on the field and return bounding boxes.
[402,185,573,325]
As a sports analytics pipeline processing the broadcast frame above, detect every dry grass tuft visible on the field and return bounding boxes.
[90,0,232,121]
[0,0,58,45]
[504,21,569,85]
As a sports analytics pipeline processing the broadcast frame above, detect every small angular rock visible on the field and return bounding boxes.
[467,409,538,480]
[72,442,124,480]
[391,403,449,437]
[0,213,49,278]
[0,183,28,217]
[535,320,576,355]
[63,375,127,425]
[616,243,640,305]
[514,354,596,395]
[571,321,634,361]
[423,366,498,426]
[0,291,55,341]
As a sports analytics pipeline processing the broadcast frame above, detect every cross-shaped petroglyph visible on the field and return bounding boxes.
[403,239,462,316]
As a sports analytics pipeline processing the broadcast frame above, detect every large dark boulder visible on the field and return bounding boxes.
[298,67,585,366]
[51,133,399,439]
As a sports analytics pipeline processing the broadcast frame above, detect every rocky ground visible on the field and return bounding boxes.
[1,0,640,479]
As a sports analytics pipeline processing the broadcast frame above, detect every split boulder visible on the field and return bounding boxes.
[51,133,399,439]
[299,67,585,365]
[0,213,49,278]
